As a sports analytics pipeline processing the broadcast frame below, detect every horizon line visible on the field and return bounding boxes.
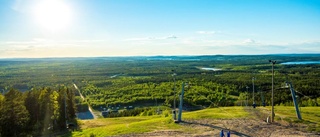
[1,53,320,59]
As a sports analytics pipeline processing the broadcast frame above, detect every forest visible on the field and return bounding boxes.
[0,54,320,136]
[0,86,77,136]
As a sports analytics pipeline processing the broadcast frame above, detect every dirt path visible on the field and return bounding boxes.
[73,83,99,119]
[119,119,318,137]
[117,107,319,137]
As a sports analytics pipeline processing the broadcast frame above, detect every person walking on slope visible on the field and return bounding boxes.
[227,131,231,137]
[220,130,225,137]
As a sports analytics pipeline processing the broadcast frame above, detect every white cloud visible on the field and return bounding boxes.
[125,37,154,41]
[196,31,216,35]
[1,36,319,57]
[33,38,47,42]
[243,39,256,44]
[165,35,177,39]
[125,35,178,41]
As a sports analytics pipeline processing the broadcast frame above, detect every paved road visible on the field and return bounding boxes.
[73,83,98,119]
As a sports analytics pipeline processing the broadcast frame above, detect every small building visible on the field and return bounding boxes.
[101,111,109,117]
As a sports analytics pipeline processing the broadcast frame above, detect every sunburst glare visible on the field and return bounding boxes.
[33,0,72,31]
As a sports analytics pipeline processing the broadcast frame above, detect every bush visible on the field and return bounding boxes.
[90,133,96,137]
[162,109,171,117]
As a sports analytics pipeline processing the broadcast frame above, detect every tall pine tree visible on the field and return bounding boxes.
[0,89,29,137]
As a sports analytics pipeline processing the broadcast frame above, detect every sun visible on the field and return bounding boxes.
[33,0,72,31]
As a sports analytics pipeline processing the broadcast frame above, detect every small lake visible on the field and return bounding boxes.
[200,67,222,71]
[281,61,320,65]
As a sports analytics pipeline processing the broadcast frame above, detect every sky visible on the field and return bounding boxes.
[0,0,320,58]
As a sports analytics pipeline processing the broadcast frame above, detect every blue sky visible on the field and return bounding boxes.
[0,0,319,58]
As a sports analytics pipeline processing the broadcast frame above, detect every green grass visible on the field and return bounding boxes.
[65,107,248,136]
[258,106,320,132]
[183,106,248,119]
[64,106,320,136]
[261,106,320,123]
[70,115,180,137]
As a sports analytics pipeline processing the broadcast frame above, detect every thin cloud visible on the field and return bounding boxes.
[196,31,216,35]
[165,35,177,39]
[1,39,105,45]
[125,37,154,41]
[243,39,256,44]
[3,41,37,45]
[68,40,105,43]
[125,35,178,41]
[33,38,47,42]
[11,0,34,13]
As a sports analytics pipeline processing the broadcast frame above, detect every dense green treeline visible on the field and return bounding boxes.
[81,70,319,111]
[72,55,320,110]
[0,86,76,136]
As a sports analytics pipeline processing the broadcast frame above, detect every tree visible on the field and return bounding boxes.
[49,91,60,129]
[66,88,76,119]
[57,88,67,129]
[0,89,29,137]
[24,90,41,133]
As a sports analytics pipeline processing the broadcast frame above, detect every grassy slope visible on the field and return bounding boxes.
[260,106,320,132]
[258,106,320,123]
[183,106,248,119]
[258,106,320,132]
[70,107,247,136]
[68,106,319,136]
[73,116,179,136]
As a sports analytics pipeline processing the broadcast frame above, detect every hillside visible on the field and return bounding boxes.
[64,106,320,137]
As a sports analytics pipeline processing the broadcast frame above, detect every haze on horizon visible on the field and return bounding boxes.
[0,0,319,58]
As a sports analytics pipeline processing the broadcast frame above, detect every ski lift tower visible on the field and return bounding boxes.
[285,82,302,120]
[252,77,256,108]
[172,70,177,120]
[175,82,188,123]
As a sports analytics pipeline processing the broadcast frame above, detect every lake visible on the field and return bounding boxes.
[200,67,222,71]
[281,61,320,65]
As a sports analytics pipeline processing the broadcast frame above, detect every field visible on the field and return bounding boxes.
[63,106,319,137]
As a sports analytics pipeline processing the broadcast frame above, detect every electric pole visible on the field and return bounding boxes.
[246,86,249,106]
[269,60,276,122]
[252,77,256,108]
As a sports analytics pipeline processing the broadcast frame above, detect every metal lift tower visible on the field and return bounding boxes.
[174,82,187,123]
[286,82,302,120]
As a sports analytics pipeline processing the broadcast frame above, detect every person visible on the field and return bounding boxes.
[220,129,225,137]
[252,103,256,108]
[227,131,231,137]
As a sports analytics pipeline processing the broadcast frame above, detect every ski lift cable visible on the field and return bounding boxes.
[195,92,264,136]
[295,90,312,99]
[283,81,317,105]
[294,90,318,105]
[197,92,264,136]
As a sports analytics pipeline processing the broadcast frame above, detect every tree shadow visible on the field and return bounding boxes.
[181,120,251,137]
